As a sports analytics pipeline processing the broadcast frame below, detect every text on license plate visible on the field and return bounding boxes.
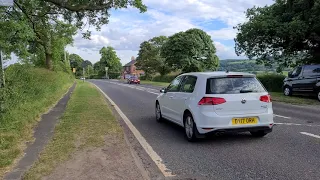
[232,117,258,125]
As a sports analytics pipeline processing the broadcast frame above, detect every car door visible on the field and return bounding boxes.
[299,65,320,92]
[290,66,304,92]
[174,76,198,125]
[160,76,184,121]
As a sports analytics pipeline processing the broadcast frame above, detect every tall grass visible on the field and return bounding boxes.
[0,64,73,177]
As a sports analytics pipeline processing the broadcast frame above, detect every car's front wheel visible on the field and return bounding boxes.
[317,90,320,102]
[155,102,164,122]
[184,114,198,142]
[250,130,268,137]
[283,86,292,96]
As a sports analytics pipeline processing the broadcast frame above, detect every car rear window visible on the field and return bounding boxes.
[206,77,266,94]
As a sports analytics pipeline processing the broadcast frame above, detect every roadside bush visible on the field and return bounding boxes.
[0,64,73,176]
[257,73,286,92]
[152,74,177,82]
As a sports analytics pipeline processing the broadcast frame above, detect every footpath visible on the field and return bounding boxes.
[4,82,148,180]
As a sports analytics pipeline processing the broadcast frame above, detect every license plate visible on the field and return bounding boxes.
[232,117,258,125]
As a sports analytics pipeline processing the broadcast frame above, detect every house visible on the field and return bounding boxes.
[122,56,145,79]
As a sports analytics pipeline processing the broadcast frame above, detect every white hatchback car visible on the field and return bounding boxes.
[155,72,274,141]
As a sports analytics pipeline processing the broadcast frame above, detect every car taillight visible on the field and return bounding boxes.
[260,95,271,103]
[198,97,226,105]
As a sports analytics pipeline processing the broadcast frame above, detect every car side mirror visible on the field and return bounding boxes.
[288,71,293,78]
[160,88,166,93]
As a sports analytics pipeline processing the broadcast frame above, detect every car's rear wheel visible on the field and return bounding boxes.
[184,114,197,142]
[155,103,163,122]
[250,130,267,137]
[284,86,292,96]
[317,90,320,102]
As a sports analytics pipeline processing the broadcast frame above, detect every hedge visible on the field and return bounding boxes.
[257,73,286,92]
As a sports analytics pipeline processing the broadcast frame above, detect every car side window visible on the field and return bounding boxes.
[167,76,184,92]
[303,65,320,76]
[180,76,197,93]
[292,66,302,77]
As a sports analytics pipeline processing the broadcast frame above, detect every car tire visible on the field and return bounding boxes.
[250,130,268,137]
[283,86,292,96]
[184,113,198,142]
[155,102,164,123]
[317,90,320,102]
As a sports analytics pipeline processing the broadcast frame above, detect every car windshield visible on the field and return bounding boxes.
[206,77,266,94]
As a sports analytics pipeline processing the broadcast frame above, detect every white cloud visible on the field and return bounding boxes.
[67,0,274,64]
[209,28,238,41]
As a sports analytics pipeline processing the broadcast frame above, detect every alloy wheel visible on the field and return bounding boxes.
[185,116,194,139]
[284,87,291,96]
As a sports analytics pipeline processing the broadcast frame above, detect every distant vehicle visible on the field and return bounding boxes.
[283,64,320,101]
[127,76,140,84]
[80,77,85,80]
[155,72,274,142]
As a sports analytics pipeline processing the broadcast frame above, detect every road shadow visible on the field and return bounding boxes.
[159,119,270,145]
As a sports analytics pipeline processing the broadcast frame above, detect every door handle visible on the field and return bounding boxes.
[169,96,174,99]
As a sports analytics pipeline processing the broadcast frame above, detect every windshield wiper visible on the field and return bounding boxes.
[240,89,253,93]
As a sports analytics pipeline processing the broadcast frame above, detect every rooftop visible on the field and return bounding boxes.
[123,60,136,67]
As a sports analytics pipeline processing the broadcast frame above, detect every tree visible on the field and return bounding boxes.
[82,60,93,68]
[98,46,122,77]
[136,36,171,77]
[235,0,320,67]
[86,65,94,77]
[0,0,146,70]
[69,54,84,76]
[161,28,219,73]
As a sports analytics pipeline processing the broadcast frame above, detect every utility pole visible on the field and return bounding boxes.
[82,67,85,82]
[0,50,4,88]
[0,0,13,114]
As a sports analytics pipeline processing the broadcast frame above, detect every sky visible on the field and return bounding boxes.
[4,0,274,67]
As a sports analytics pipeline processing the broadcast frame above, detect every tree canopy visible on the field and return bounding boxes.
[96,46,122,78]
[235,0,320,67]
[136,36,171,77]
[161,28,219,73]
[0,0,146,70]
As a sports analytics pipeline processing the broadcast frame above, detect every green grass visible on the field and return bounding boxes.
[23,81,122,180]
[270,92,319,105]
[141,80,170,87]
[0,65,73,178]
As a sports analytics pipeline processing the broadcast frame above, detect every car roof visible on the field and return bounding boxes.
[180,71,255,78]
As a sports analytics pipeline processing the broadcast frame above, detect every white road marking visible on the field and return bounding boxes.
[92,83,175,177]
[274,114,291,119]
[275,123,320,127]
[98,80,160,95]
[300,132,320,139]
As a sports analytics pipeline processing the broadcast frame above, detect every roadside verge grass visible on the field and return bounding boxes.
[270,92,319,105]
[23,81,122,180]
[0,65,73,178]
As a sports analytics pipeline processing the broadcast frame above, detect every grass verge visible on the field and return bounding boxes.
[141,80,169,87]
[23,81,122,180]
[0,65,73,178]
[270,92,319,105]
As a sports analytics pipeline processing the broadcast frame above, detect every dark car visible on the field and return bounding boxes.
[283,64,320,101]
[127,76,140,84]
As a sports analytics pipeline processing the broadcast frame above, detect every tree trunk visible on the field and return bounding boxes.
[45,52,53,70]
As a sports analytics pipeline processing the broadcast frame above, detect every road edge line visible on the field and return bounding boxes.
[91,83,175,177]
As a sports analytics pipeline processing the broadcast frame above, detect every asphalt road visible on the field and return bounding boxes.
[90,79,320,180]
